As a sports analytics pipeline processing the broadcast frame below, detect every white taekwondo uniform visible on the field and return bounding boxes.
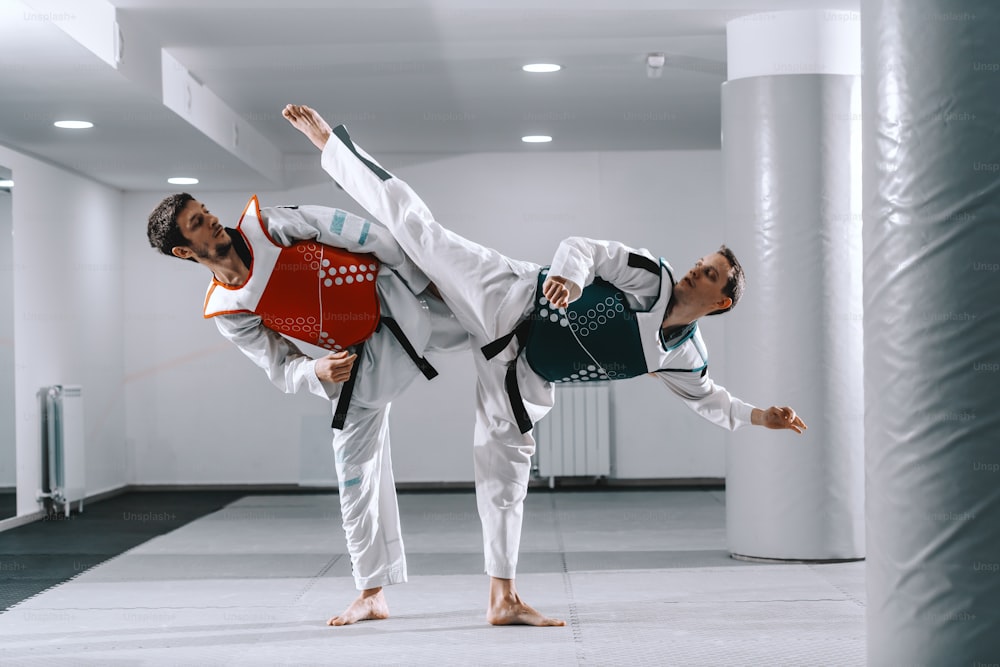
[320,125,757,579]
[205,196,467,589]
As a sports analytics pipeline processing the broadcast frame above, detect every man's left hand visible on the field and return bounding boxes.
[753,406,807,433]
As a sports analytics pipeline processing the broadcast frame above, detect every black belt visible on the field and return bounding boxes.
[332,340,364,430]
[504,360,533,434]
[481,318,531,361]
[379,316,438,380]
[331,317,439,430]
[481,318,534,434]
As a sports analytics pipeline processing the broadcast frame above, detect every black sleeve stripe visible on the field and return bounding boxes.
[332,125,393,182]
[627,252,660,275]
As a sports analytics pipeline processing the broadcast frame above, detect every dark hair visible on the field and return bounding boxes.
[706,244,745,316]
[147,193,195,261]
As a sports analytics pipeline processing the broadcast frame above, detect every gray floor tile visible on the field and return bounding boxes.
[0,490,866,666]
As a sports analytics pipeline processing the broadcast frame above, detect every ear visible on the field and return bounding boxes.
[171,245,194,260]
[714,296,733,312]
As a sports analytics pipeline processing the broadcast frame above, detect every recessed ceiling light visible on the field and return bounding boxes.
[523,63,561,73]
[53,120,94,129]
[0,180,13,188]
[167,177,199,185]
[522,135,552,143]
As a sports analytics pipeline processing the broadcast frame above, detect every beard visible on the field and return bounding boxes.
[195,239,233,261]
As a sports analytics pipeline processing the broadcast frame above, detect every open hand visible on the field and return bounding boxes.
[759,406,807,434]
[315,350,357,383]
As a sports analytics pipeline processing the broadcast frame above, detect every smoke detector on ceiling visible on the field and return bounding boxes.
[646,52,665,78]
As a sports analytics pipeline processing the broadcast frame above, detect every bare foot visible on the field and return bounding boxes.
[282,104,334,151]
[487,578,565,627]
[327,588,390,626]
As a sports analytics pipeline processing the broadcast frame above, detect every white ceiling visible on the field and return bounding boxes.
[0,0,858,191]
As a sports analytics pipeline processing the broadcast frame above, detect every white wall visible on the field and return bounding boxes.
[0,144,128,515]
[125,148,739,485]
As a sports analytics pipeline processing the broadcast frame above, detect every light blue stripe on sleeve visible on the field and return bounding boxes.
[358,221,371,245]
[341,476,361,488]
[330,210,347,235]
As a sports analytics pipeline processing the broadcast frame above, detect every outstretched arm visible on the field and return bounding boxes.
[653,370,806,434]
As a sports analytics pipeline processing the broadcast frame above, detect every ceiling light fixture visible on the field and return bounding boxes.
[523,63,561,73]
[53,120,94,129]
[167,177,199,185]
[0,180,13,188]
[522,135,552,143]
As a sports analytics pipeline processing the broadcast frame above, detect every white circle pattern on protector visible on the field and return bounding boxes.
[339,266,347,274]
[335,277,343,285]
[323,259,331,268]
[369,263,377,271]
[366,273,374,281]
[346,275,354,284]
[324,279,333,287]
[265,315,320,335]
[548,290,630,382]
[349,265,357,272]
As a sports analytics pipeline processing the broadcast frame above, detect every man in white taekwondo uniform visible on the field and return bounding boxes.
[147,191,467,626]
[282,104,808,628]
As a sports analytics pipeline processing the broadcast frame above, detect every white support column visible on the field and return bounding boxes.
[722,10,865,560]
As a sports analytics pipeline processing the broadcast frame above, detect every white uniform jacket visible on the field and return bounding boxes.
[548,237,756,431]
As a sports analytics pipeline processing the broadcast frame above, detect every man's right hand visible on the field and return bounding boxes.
[542,275,580,309]
[315,350,358,383]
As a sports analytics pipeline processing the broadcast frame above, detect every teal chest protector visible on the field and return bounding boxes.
[480,256,705,433]
[523,269,650,383]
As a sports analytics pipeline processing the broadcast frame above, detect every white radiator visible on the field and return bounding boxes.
[37,385,86,516]
[533,382,611,484]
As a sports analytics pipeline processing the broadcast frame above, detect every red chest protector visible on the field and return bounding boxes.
[203,195,381,351]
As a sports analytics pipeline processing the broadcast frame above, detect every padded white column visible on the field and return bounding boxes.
[722,11,865,559]
[862,1,1000,663]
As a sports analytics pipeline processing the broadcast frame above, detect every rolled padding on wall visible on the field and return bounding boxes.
[722,74,865,560]
[862,0,1000,663]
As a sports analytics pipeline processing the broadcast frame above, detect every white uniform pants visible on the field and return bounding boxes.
[332,400,407,590]
[322,129,555,579]
[331,292,467,590]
